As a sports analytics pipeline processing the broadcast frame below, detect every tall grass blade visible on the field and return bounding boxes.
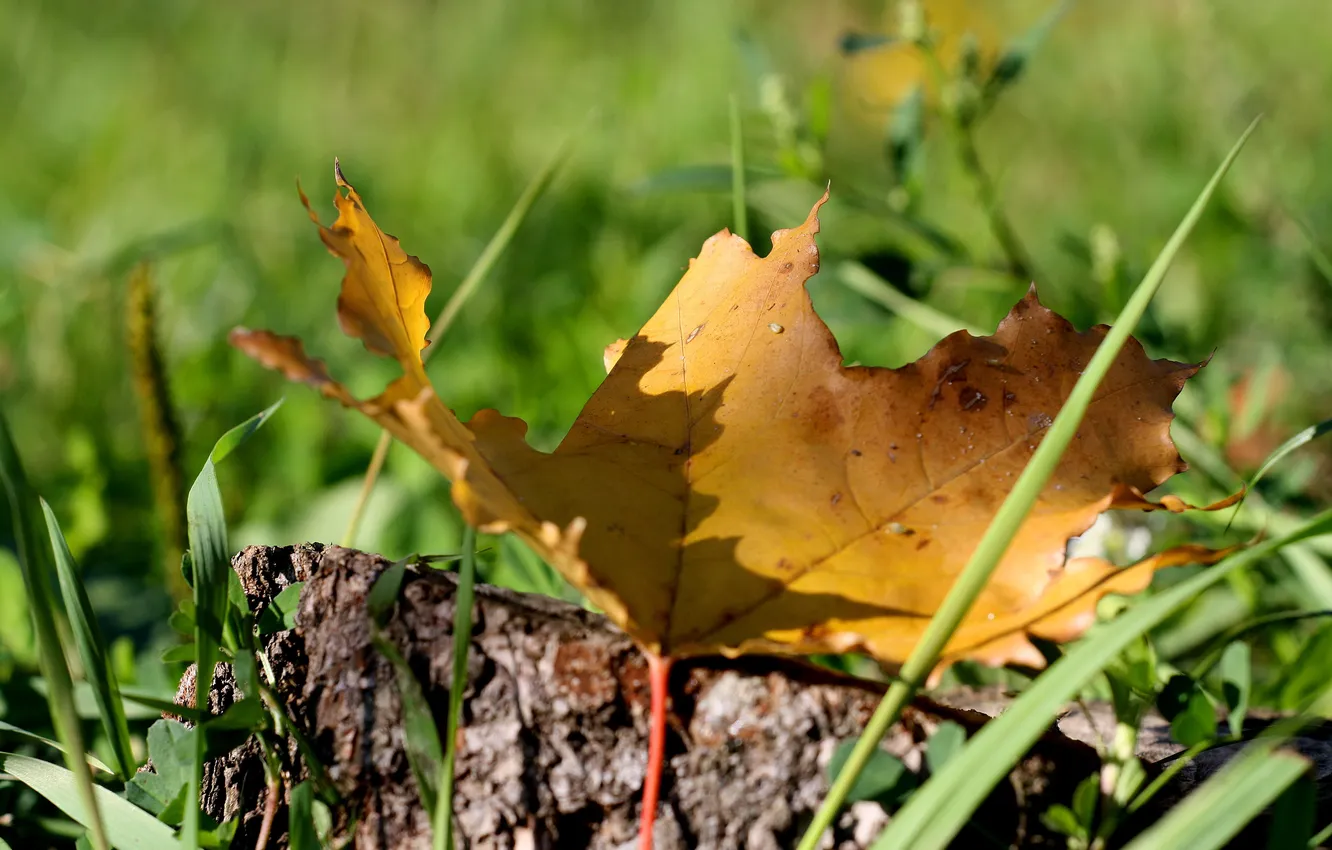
[368,632,443,815]
[1293,214,1332,290]
[0,720,114,775]
[799,115,1262,850]
[1172,421,1332,606]
[0,414,110,850]
[41,500,137,779]
[1122,683,1332,850]
[343,133,576,548]
[1125,752,1309,850]
[367,560,444,816]
[287,781,319,850]
[1267,776,1316,850]
[1280,544,1332,611]
[0,752,180,850]
[1309,820,1332,849]
[436,527,477,850]
[837,261,985,338]
[870,511,1332,849]
[1227,416,1332,528]
[182,399,283,847]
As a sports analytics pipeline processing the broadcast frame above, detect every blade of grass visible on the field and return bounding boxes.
[1267,776,1316,850]
[0,752,180,850]
[1122,684,1332,850]
[0,720,114,775]
[837,260,986,339]
[1126,741,1210,816]
[1126,752,1309,850]
[369,631,443,814]
[288,781,319,850]
[1292,214,1332,290]
[183,399,283,848]
[0,413,110,850]
[1171,421,1332,605]
[436,526,477,850]
[342,135,576,548]
[1226,416,1332,529]
[367,560,444,815]
[1189,610,1332,681]
[871,510,1332,849]
[41,500,137,779]
[799,115,1262,850]
[729,94,748,242]
[1309,820,1332,849]
[1280,544,1332,610]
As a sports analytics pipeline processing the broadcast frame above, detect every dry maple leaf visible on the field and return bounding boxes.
[233,168,1231,669]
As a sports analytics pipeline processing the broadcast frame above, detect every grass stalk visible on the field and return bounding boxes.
[796,116,1261,850]
[436,526,478,850]
[0,415,110,850]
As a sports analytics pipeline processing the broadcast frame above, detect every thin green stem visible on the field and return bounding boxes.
[1309,820,1332,849]
[341,429,391,548]
[838,261,985,339]
[729,94,748,242]
[955,123,1037,282]
[258,681,337,803]
[0,415,110,850]
[437,526,478,850]
[1126,742,1208,815]
[797,116,1261,850]
[918,39,1035,281]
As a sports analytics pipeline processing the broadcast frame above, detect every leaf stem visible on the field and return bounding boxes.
[638,653,673,850]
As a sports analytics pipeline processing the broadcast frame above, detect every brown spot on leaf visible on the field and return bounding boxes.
[959,386,988,412]
[802,386,843,435]
[929,360,971,409]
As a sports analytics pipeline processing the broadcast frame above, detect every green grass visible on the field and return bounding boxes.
[4,0,1332,846]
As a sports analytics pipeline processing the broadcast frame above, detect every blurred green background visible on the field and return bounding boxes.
[3,0,1332,714]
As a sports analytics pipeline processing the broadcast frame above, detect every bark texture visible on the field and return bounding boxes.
[169,544,1332,850]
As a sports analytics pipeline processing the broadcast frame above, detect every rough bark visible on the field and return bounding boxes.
[169,544,1332,850]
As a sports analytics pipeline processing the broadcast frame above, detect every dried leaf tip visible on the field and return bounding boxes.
[809,188,830,227]
[770,190,830,251]
[333,157,347,188]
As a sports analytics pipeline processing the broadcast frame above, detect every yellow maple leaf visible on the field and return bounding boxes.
[233,170,1230,668]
